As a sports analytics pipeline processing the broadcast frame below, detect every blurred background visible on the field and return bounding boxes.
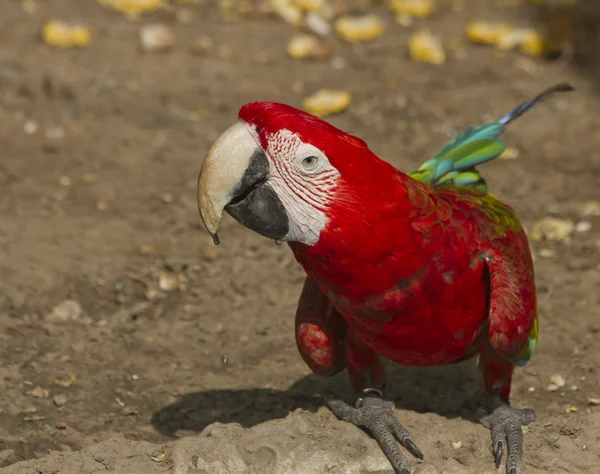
[0,0,599,472]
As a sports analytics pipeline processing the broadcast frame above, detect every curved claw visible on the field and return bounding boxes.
[477,397,536,474]
[323,390,423,474]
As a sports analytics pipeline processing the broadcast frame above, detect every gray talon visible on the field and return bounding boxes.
[477,396,535,474]
[324,390,422,474]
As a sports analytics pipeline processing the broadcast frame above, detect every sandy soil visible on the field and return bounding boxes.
[0,0,599,472]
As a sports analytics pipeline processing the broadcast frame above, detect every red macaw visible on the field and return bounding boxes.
[195,83,573,474]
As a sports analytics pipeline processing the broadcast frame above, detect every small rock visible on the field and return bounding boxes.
[304,11,331,36]
[587,397,600,405]
[122,406,139,416]
[139,24,174,53]
[202,248,218,261]
[55,421,68,430]
[47,300,83,322]
[96,200,108,211]
[547,374,566,391]
[161,192,175,203]
[28,386,49,399]
[574,221,591,233]
[145,288,161,301]
[191,35,214,55]
[138,244,156,255]
[538,248,555,258]
[158,272,178,292]
[59,176,71,187]
[452,441,462,449]
[24,119,38,135]
[0,449,16,464]
[53,394,68,407]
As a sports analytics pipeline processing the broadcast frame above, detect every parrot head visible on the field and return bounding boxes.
[197,102,403,246]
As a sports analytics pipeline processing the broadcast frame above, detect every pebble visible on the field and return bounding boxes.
[24,119,38,135]
[161,192,175,203]
[47,300,83,322]
[547,374,566,391]
[53,394,68,407]
[0,449,16,464]
[304,11,331,36]
[139,24,175,53]
[28,386,49,399]
[574,221,592,233]
[138,244,156,255]
[191,35,214,55]
[158,272,178,291]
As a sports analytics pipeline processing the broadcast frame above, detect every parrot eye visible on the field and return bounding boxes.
[301,155,319,170]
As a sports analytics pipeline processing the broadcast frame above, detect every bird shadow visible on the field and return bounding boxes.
[151,359,483,438]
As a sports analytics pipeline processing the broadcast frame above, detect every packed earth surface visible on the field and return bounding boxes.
[1,0,600,473]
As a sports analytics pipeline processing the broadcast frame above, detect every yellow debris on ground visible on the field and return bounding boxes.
[408,29,446,65]
[466,20,514,46]
[466,20,561,58]
[98,0,164,17]
[389,0,436,19]
[293,0,325,12]
[519,29,561,57]
[335,15,385,42]
[303,89,351,117]
[42,20,91,48]
[287,34,329,60]
[271,0,303,26]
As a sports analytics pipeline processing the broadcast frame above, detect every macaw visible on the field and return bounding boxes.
[195,83,573,474]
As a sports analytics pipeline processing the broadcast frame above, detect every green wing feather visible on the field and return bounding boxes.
[515,317,538,367]
[409,83,574,193]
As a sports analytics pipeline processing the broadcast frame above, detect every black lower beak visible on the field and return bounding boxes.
[225,149,290,240]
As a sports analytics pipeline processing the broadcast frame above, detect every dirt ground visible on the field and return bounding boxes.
[1,0,600,473]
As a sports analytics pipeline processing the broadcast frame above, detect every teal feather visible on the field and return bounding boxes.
[409,82,574,192]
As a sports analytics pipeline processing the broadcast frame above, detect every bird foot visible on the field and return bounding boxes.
[324,388,424,474]
[475,396,536,474]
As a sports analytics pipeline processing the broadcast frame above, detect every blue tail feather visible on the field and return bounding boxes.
[409,82,575,192]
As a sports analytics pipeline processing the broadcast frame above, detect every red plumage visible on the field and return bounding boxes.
[240,101,538,402]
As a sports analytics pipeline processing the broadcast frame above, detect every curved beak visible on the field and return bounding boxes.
[197,121,289,244]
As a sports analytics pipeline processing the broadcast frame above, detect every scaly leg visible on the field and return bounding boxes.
[324,329,424,474]
[477,354,535,474]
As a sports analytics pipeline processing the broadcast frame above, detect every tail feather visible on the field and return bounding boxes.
[409,82,574,193]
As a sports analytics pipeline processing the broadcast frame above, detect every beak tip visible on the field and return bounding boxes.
[212,233,220,245]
